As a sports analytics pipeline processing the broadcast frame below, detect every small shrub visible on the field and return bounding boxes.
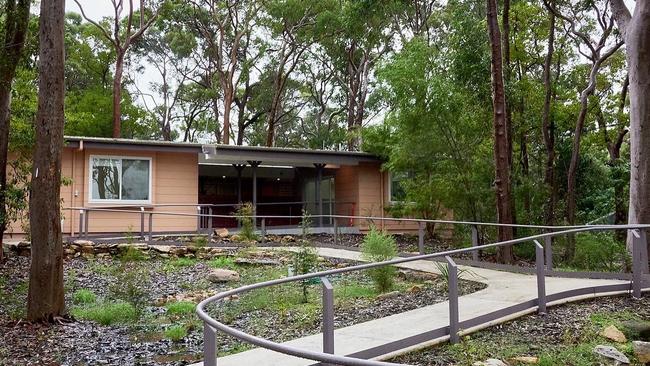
[434,261,479,290]
[300,209,312,238]
[573,232,629,272]
[72,302,138,325]
[361,227,398,293]
[234,202,258,243]
[292,240,318,303]
[163,257,197,272]
[73,289,97,305]
[121,245,146,262]
[192,235,209,247]
[165,301,196,316]
[209,256,235,269]
[164,325,188,342]
[109,264,150,315]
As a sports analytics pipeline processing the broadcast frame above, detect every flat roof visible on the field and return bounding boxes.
[64,136,382,166]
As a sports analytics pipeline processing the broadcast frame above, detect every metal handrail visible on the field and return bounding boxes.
[195,224,650,366]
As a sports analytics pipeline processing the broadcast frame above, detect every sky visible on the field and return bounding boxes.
[65,1,134,22]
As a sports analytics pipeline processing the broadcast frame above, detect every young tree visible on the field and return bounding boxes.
[73,0,159,138]
[609,0,650,265]
[487,0,515,263]
[28,0,66,321]
[0,0,31,262]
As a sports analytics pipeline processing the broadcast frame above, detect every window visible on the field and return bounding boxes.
[90,156,151,202]
[389,172,409,202]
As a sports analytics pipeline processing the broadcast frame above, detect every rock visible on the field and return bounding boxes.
[280,235,295,244]
[602,325,627,343]
[408,284,424,293]
[150,245,173,254]
[207,268,240,283]
[621,320,650,341]
[633,341,650,363]
[472,359,508,366]
[230,234,241,242]
[73,239,94,247]
[593,345,630,364]
[508,356,538,364]
[214,228,229,239]
[234,258,281,266]
[376,291,400,301]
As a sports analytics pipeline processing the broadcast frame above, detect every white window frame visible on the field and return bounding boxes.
[88,155,153,204]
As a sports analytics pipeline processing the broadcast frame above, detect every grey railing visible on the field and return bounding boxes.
[195,224,649,366]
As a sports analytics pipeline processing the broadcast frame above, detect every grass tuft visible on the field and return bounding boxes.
[73,289,97,305]
[164,325,188,342]
[165,301,196,316]
[72,302,138,325]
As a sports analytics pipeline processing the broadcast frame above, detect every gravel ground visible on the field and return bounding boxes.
[0,248,485,366]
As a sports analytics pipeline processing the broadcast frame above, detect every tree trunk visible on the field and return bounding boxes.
[621,2,650,268]
[487,0,514,263]
[0,0,31,262]
[222,88,232,145]
[542,7,556,227]
[112,52,125,138]
[28,0,66,322]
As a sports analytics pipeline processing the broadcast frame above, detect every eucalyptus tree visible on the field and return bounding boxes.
[0,0,31,261]
[73,0,161,138]
[28,0,66,322]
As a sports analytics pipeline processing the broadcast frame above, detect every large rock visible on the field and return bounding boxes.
[214,228,229,239]
[150,245,173,254]
[621,320,650,341]
[602,325,627,343]
[73,239,95,247]
[472,359,508,366]
[280,235,296,244]
[633,341,650,363]
[593,345,630,365]
[508,356,538,364]
[208,268,240,283]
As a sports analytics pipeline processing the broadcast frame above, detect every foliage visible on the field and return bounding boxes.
[163,257,197,272]
[191,235,209,247]
[164,325,188,342]
[209,256,235,269]
[120,245,147,262]
[108,264,150,315]
[572,232,630,272]
[71,302,138,325]
[291,239,319,303]
[360,227,398,293]
[234,203,258,243]
[433,261,479,290]
[300,209,312,238]
[72,289,97,305]
[165,301,196,316]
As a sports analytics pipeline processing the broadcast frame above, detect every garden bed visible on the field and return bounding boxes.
[0,246,485,366]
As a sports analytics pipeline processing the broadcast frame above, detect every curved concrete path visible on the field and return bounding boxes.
[193,247,635,366]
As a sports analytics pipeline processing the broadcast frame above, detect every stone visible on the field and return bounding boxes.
[376,291,400,301]
[208,268,240,283]
[408,284,424,293]
[214,228,229,239]
[472,359,508,366]
[593,345,630,364]
[621,320,650,341]
[150,245,173,254]
[280,235,296,244]
[508,356,538,364]
[633,341,650,363]
[602,325,627,343]
[73,239,94,247]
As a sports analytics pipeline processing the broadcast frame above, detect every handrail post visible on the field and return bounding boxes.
[321,277,335,360]
[544,235,553,271]
[261,218,266,245]
[140,207,145,240]
[197,206,201,234]
[78,209,84,239]
[632,229,644,298]
[148,213,153,243]
[418,222,425,255]
[208,207,213,241]
[203,322,217,366]
[534,240,547,314]
[333,217,338,246]
[445,256,459,344]
[471,225,479,262]
[84,209,90,239]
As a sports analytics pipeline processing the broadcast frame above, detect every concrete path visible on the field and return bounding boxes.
[193,247,632,366]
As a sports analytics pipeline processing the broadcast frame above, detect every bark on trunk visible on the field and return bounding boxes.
[0,86,10,263]
[487,0,514,263]
[28,0,66,322]
[542,7,556,227]
[112,52,125,138]
[222,88,232,145]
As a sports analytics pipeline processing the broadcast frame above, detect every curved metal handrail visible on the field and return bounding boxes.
[195,224,650,366]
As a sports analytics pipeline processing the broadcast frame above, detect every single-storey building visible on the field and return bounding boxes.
[6,136,422,238]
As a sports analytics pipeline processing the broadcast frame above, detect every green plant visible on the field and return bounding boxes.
[192,235,209,247]
[209,256,235,269]
[300,209,312,238]
[234,202,258,242]
[73,289,97,305]
[292,240,318,303]
[163,257,197,272]
[125,225,135,245]
[120,245,146,262]
[72,302,138,325]
[164,325,188,342]
[109,264,150,315]
[572,232,629,272]
[165,301,196,316]
[434,261,480,290]
[361,227,398,293]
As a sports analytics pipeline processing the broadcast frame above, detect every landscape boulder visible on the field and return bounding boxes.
[602,325,627,343]
[214,228,229,239]
[280,235,296,244]
[208,268,240,283]
[472,359,508,366]
[633,341,650,363]
[508,356,538,364]
[593,345,630,365]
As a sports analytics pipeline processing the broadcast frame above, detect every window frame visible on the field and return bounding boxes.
[388,171,409,204]
[88,155,153,204]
